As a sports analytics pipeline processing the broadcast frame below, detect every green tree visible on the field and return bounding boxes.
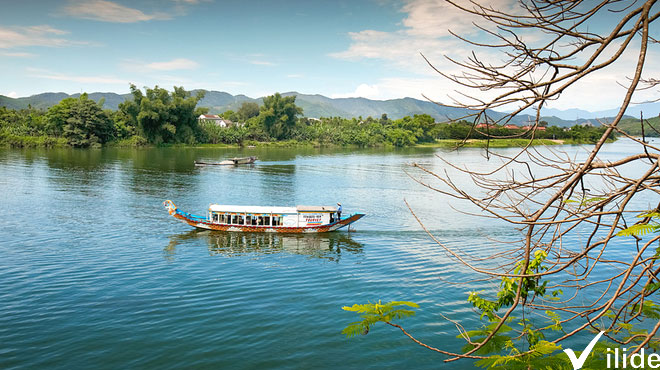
[0,106,47,136]
[385,127,416,147]
[392,114,436,143]
[221,110,238,122]
[115,85,143,140]
[380,113,391,125]
[118,84,205,144]
[237,101,260,122]
[258,93,303,140]
[45,98,77,136]
[46,94,113,147]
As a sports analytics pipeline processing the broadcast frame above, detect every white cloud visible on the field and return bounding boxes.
[62,0,171,23]
[250,60,276,66]
[286,74,304,78]
[331,78,454,102]
[26,68,129,85]
[328,26,472,75]
[144,58,199,71]
[0,51,36,57]
[401,0,516,37]
[0,25,89,49]
[329,0,517,65]
[330,0,660,111]
[331,83,382,99]
[4,92,19,98]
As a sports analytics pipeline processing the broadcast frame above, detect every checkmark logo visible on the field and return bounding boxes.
[563,331,604,370]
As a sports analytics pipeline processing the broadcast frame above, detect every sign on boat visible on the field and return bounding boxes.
[163,200,365,233]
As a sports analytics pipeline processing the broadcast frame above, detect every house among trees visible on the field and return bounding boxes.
[503,124,519,130]
[522,125,546,131]
[475,123,497,129]
[198,114,234,127]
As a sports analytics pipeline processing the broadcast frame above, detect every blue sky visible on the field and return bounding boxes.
[0,0,658,111]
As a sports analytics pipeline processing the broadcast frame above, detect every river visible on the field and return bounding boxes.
[1,139,657,369]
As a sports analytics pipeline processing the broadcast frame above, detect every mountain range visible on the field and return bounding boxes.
[3,90,657,127]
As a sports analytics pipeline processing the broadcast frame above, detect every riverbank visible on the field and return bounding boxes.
[415,138,564,148]
[0,133,68,148]
[1,133,608,149]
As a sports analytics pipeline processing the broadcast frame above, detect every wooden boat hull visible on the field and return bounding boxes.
[164,201,364,233]
[194,157,257,166]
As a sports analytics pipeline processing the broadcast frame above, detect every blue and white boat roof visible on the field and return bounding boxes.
[208,204,338,214]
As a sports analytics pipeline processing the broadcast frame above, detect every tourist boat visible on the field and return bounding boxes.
[194,156,257,166]
[163,200,365,233]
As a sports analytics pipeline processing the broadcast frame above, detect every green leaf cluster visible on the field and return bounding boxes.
[563,197,607,206]
[617,211,660,237]
[469,250,550,320]
[341,300,419,338]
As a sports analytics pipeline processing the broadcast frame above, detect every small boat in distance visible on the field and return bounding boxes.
[163,200,365,233]
[194,156,257,166]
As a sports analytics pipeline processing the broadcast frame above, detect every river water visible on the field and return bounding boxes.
[1,139,657,369]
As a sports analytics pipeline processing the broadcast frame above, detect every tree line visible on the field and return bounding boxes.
[0,85,614,148]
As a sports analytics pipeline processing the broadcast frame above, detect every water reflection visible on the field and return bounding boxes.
[255,164,296,176]
[165,230,364,262]
[41,149,113,193]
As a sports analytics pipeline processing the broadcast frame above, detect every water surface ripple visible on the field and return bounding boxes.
[1,141,656,369]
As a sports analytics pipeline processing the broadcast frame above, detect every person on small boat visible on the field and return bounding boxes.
[337,203,342,220]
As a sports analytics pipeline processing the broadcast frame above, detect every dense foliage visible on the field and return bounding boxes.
[0,87,619,148]
[0,94,113,148]
[115,85,208,145]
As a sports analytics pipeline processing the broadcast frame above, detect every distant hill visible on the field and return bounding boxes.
[511,102,660,122]
[1,89,637,127]
[192,90,256,113]
[618,116,660,137]
[283,93,484,121]
[0,92,131,111]
[193,91,552,125]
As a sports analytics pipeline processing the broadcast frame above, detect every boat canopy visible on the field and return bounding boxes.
[296,205,338,212]
[208,204,339,214]
[209,204,297,214]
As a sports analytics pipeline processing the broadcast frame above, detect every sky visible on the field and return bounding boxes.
[0,0,658,111]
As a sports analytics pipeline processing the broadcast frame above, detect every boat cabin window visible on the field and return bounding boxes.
[238,215,245,225]
[263,216,270,226]
[219,214,228,224]
[272,216,282,226]
[231,215,238,224]
[212,212,219,223]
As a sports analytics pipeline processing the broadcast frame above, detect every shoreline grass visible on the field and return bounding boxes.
[0,133,68,148]
[415,138,563,148]
[1,135,611,149]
